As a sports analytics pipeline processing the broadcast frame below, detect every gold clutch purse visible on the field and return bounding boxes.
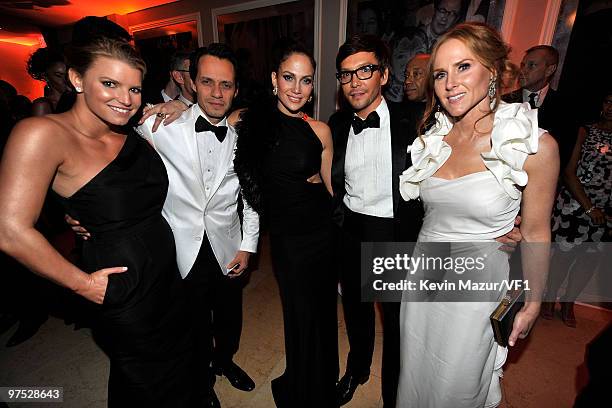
[490,289,524,347]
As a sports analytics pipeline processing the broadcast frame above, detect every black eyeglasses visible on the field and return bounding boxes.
[336,64,381,84]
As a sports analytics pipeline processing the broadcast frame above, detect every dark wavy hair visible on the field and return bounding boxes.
[71,16,131,47]
[27,47,65,81]
[272,38,316,73]
[336,34,390,73]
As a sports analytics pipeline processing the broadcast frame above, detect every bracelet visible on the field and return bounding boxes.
[585,206,597,215]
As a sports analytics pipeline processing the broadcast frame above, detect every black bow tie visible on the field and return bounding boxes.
[195,115,228,142]
[352,111,380,134]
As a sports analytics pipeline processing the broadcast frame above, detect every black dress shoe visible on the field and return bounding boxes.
[561,302,577,328]
[336,372,369,406]
[204,389,220,408]
[6,317,47,347]
[215,361,255,392]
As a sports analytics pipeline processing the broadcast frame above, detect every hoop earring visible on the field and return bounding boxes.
[75,87,82,93]
[273,86,278,96]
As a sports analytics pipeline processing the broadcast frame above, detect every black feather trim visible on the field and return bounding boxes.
[233,98,280,216]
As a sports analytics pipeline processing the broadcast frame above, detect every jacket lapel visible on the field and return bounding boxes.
[330,111,352,198]
[329,111,352,225]
[389,103,414,214]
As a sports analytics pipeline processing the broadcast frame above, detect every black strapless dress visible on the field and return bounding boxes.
[262,112,338,408]
[55,132,195,407]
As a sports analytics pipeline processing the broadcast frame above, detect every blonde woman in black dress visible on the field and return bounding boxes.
[0,38,195,407]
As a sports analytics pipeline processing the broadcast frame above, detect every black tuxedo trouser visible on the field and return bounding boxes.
[182,234,244,396]
[339,207,400,408]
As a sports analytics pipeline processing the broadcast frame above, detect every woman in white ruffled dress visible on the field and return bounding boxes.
[396,23,559,408]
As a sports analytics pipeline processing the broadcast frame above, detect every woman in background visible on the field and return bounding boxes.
[546,91,612,326]
[26,47,69,115]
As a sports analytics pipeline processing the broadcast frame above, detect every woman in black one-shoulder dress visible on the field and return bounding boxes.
[234,42,338,408]
[0,38,194,407]
[54,131,195,406]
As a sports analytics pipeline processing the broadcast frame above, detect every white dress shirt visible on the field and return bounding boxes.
[161,89,173,102]
[177,92,193,107]
[522,84,549,108]
[194,107,228,201]
[343,98,394,218]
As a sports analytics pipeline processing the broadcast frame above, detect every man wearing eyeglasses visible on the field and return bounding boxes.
[424,0,465,49]
[169,51,196,106]
[386,0,465,102]
[329,34,423,408]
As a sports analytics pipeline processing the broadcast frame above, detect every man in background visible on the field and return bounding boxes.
[402,53,430,119]
[386,0,465,102]
[503,45,574,170]
[168,51,196,106]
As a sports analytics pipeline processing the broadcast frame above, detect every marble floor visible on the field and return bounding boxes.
[1,235,610,407]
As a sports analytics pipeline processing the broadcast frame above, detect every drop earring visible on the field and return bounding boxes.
[488,77,497,109]
[273,86,278,96]
[75,86,82,93]
[307,96,312,103]
[488,77,496,98]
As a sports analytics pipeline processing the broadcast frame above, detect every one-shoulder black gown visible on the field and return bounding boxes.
[262,111,338,407]
[55,132,195,407]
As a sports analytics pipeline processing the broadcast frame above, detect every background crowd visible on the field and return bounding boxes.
[0,5,610,408]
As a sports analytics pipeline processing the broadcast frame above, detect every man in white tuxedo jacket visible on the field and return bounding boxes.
[139,44,259,408]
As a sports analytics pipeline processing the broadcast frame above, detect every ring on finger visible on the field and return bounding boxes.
[156,112,167,118]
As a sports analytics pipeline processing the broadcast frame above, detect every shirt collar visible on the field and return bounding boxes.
[353,97,389,122]
[177,93,193,107]
[194,103,228,127]
[522,84,550,107]
[161,89,172,102]
[424,25,437,47]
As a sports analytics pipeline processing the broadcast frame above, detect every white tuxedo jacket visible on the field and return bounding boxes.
[138,104,259,278]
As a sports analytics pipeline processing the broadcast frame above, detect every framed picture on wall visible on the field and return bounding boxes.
[212,0,320,114]
[343,0,507,102]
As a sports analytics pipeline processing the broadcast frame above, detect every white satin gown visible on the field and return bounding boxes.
[396,102,545,408]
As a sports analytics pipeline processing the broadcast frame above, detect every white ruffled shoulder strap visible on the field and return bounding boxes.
[399,111,452,200]
[399,102,543,201]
